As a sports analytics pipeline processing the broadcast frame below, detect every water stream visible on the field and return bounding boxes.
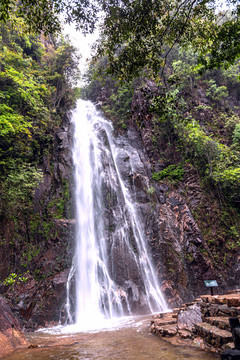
[67,100,167,330]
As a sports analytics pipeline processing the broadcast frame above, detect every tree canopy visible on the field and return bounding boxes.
[0,0,98,33]
[0,1,239,79]
[96,0,240,80]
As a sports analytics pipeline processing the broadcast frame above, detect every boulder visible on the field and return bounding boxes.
[0,295,28,358]
[178,303,202,330]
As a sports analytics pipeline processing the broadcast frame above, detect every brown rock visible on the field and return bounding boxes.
[0,296,28,358]
[226,290,240,295]
[155,324,178,337]
[178,329,192,339]
[154,317,177,326]
[200,295,210,303]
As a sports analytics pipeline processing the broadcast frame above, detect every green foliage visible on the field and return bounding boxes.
[1,164,43,216]
[0,104,31,136]
[153,87,240,202]
[3,272,18,286]
[0,1,61,34]
[82,57,134,127]
[0,0,99,34]
[0,17,78,277]
[198,10,240,70]
[94,1,239,81]
[233,123,240,149]
[224,113,240,138]
[3,272,29,286]
[1,0,239,81]
[146,186,156,195]
[20,245,40,267]
[152,164,185,183]
[170,46,199,90]
[0,19,79,174]
[205,79,228,102]
[103,82,133,125]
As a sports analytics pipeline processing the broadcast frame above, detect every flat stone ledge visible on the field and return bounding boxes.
[193,322,233,347]
[204,317,231,331]
[200,295,240,308]
[155,324,178,337]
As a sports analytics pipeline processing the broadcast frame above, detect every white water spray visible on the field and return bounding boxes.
[67,100,167,329]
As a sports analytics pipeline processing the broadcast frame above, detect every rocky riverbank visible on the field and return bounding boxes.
[151,289,240,354]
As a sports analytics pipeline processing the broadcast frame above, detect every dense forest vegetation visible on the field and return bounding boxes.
[0,15,80,288]
[83,47,240,203]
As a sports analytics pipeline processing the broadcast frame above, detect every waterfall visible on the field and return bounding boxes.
[67,99,167,329]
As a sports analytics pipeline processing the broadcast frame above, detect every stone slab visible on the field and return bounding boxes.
[204,317,231,331]
[194,322,233,348]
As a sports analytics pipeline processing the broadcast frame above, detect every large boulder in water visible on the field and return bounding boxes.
[0,295,28,358]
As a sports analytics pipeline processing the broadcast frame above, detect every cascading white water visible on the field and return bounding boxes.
[67,99,167,329]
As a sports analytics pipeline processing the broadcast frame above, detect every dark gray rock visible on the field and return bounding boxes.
[221,349,240,359]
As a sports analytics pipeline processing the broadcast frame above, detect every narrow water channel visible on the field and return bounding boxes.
[3,317,220,360]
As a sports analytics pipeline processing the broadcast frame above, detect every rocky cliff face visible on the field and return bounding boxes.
[0,114,75,330]
[101,124,219,308]
[126,84,240,306]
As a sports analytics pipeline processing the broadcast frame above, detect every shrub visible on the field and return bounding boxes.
[152,164,185,182]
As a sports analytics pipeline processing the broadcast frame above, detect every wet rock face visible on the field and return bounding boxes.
[101,125,220,309]
[4,220,75,331]
[99,129,159,313]
[0,296,28,358]
[150,190,216,306]
[0,112,75,330]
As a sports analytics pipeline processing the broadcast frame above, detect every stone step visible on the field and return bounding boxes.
[193,322,233,348]
[204,316,231,331]
[151,317,177,327]
[154,324,178,337]
[200,294,240,307]
[226,289,240,295]
[200,302,240,318]
[151,313,178,337]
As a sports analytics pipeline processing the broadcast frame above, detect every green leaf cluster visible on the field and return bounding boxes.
[205,79,228,102]
[233,123,240,149]
[152,164,185,183]
[81,57,134,129]
[3,272,29,286]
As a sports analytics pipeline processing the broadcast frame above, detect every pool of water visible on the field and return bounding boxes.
[3,316,220,360]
